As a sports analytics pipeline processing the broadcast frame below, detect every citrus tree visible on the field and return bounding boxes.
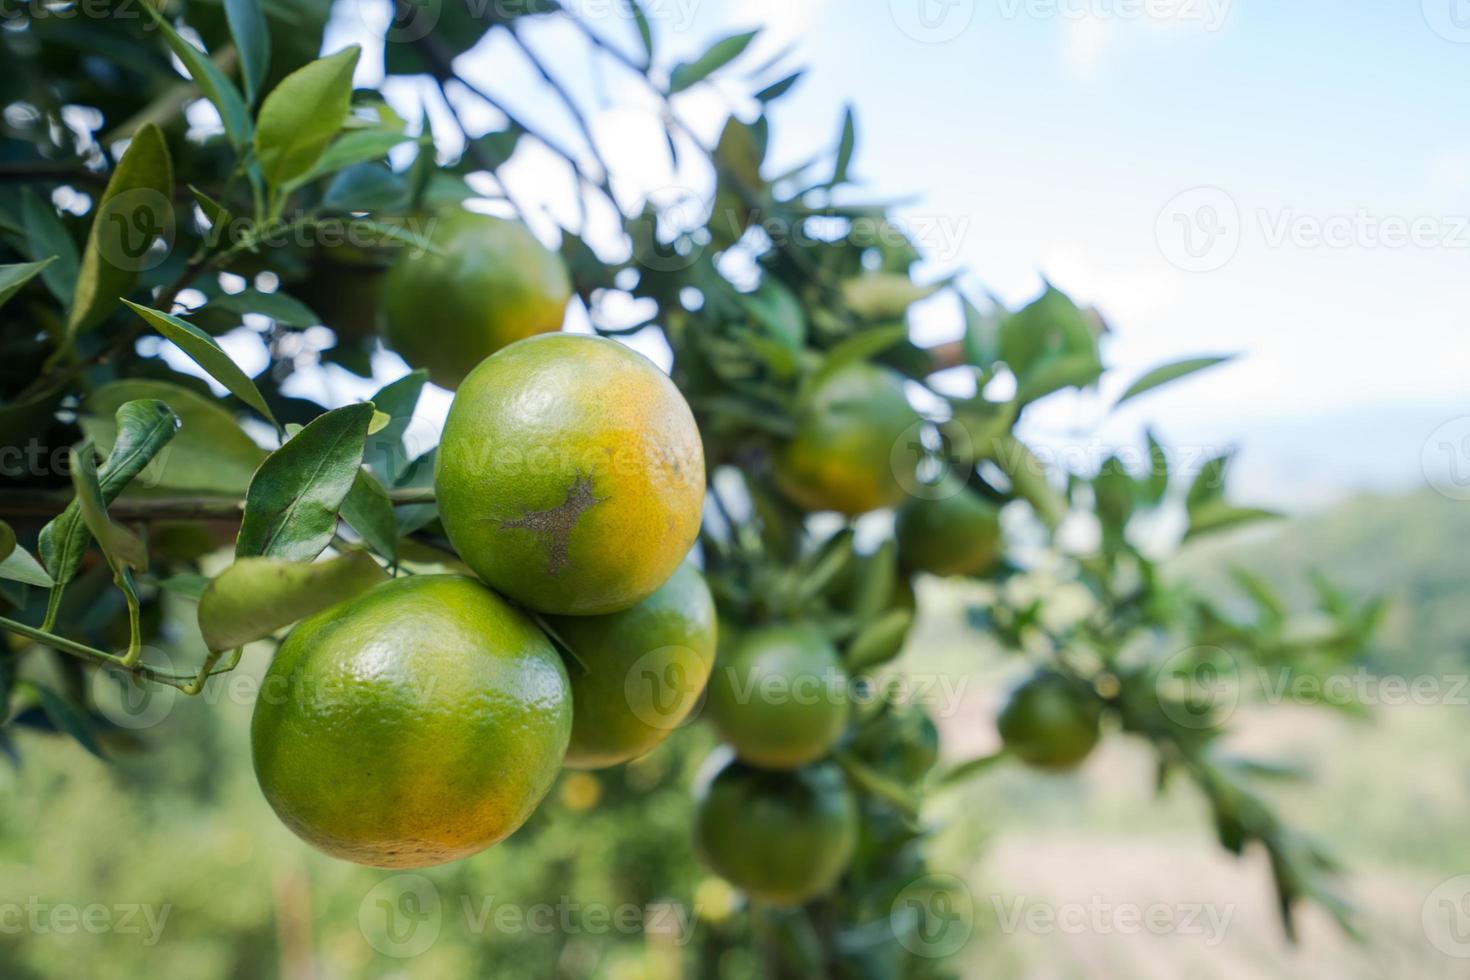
[0,2,1384,975]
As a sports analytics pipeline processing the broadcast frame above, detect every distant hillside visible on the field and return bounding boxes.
[1173,490,1470,674]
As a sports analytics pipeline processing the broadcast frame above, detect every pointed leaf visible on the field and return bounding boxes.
[254,46,361,187]
[340,469,399,562]
[206,288,319,327]
[668,30,759,93]
[81,380,264,495]
[1116,355,1235,408]
[831,105,856,186]
[287,128,415,188]
[142,4,251,148]
[31,684,106,761]
[20,190,78,303]
[0,545,53,588]
[236,402,376,561]
[70,444,147,573]
[225,0,271,104]
[755,71,803,102]
[189,185,232,229]
[628,0,654,65]
[0,257,57,312]
[67,123,174,337]
[40,400,179,589]
[198,550,388,651]
[122,301,278,426]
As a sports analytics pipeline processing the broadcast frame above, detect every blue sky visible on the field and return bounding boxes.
[304,0,1470,508]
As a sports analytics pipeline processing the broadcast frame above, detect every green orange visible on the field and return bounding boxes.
[773,361,919,515]
[548,564,717,769]
[896,477,1003,577]
[694,755,858,907]
[706,623,849,770]
[997,670,1101,771]
[250,575,572,868]
[382,210,571,388]
[435,333,705,616]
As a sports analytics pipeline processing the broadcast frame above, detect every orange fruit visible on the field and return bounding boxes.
[549,563,717,769]
[694,754,858,907]
[997,670,1101,771]
[382,210,571,388]
[435,333,705,616]
[250,575,572,868]
[706,623,849,770]
[896,477,1003,577]
[773,361,919,515]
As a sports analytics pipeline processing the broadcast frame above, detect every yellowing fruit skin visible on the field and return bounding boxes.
[694,756,858,907]
[774,362,919,516]
[548,564,718,769]
[706,624,849,770]
[896,479,1003,577]
[382,210,571,389]
[435,333,706,616]
[250,575,572,869]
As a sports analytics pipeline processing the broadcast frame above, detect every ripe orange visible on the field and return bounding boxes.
[435,333,705,616]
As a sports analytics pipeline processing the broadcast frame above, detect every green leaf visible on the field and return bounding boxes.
[142,4,251,148]
[628,0,654,65]
[122,301,279,427]
[236,402,375,562]
[1116,355,1235,408]
[669,30,759,93]
[846,608,914,671]
[471,126,524,169]
[39,400,179,594]
[754,71,803,103]
[1186,502,1282,540]
[81,380,265,495]
[66,123,174,337]
[961,297,1002,370]
[999,285,1099,384]
[831,105,856,186]
[189,185,233,230]
[0,544,53,588]
[198,549,387,651]
[254,46,361,187]
[225,0,272,104]
[1186,451,1233,511]
[205,288,319,327]
[1144,429,1169,505]
[362,369,429,482]
[0,522,13,564]
[1015,351,1104,405]
[0,257,57,312]
[69,443,148,573]
[340,469,399,562]
[813,324,910,384]
[30,683,106,761]
[20,190,78,303]
[288,128,415,188]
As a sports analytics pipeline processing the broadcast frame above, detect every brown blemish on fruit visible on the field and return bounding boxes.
[497,472,606,576]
